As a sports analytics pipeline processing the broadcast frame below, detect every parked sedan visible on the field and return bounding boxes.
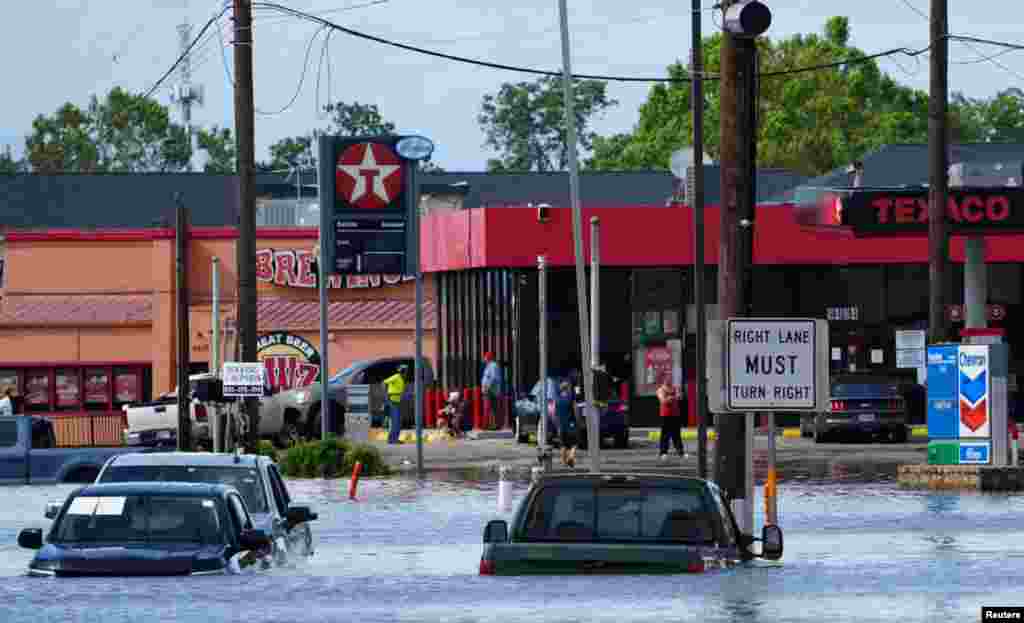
[479,472,783,575]
[18,482,274,577]
[810,374,909,443]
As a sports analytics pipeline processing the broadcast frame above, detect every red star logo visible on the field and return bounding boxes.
[336,143,404,210]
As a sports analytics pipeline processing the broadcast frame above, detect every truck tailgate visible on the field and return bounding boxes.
[125,403,177,433]
[484,542,711,575]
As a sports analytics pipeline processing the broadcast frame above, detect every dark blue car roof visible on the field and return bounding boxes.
[74,482,237,498]
[106,452,269,469]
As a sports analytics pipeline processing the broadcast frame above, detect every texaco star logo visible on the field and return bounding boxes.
[336,142,404,210]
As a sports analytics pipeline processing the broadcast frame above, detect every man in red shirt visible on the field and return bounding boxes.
[657,379,686,460]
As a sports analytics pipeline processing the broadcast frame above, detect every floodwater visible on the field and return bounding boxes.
[2,467,1022,623]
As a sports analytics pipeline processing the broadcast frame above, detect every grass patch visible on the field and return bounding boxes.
[274,435,391,478]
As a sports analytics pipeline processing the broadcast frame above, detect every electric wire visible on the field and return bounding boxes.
[252,1,931,83]
[142,4,230,100]
[255,25,328,116]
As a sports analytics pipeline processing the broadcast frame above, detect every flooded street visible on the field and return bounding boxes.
[2,471,1022,623]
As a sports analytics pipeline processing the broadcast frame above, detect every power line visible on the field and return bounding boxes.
[252,1,929,83]
[255,25,328,116]
[142,5,230,100]
[948,34,1024,53]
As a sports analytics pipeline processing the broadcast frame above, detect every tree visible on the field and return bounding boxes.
[196,126,236,173]
[0,146,26,174]
[478,76,618,172]
[267,101,442,172]
[324,101,396,137]
[584,17,942,176]
[25,87,191,173]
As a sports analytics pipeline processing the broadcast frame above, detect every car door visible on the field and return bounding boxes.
[267,464,312,556]
[0,419,27,484]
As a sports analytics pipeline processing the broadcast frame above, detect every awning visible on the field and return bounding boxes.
[258,298,436,331]
[0,295,153,326]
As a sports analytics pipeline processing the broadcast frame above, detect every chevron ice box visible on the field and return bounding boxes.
[926,343,1009,465]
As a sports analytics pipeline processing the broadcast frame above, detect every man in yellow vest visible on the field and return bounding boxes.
[383,365,408,444]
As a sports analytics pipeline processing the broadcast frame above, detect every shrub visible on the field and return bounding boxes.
[256,440,278,462]
[277,435,391,478]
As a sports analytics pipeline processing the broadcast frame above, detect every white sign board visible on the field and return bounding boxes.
[726,319,822,411]
[896,348,925,368]
[895,329,926,350]
[222,362,266,398]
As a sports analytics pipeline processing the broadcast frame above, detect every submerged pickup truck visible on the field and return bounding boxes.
[123,374,226,446]
[0,415,146,485]
[479,472,783,575]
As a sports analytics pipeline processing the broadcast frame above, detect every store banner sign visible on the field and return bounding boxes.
[843,188,1024,235]
[926,345,959,439]
[255,248,414,289]
[257,332,321,393]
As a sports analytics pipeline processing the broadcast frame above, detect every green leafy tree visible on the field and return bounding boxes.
[478,76,618,172]
[584,17,944,176]
[324,101,396,137]
[196,126,236,173]
[0,146,26,174]
[268,135,313,171]
[25,87,190,173]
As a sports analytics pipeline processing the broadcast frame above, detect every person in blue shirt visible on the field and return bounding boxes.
[555,381,578,468]
[481,352,504,429]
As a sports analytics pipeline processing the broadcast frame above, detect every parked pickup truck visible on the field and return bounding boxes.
[0,415,148,485]
[479,472,783,575]
[123,374,222,445]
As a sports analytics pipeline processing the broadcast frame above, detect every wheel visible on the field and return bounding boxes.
[276,414,303,448]
[614,429,629,449]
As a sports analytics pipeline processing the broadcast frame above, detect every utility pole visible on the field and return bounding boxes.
[171,20,204,171]
[715,0,744,504]
[232,0,259,451]
[690,0,709,480]
[589,217,601,472]
[556,0,596,472]
[175,194,192,452]
[928,0,949,344]
[718,0,771,537]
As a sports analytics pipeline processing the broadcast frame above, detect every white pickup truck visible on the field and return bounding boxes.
[122,374,224,447]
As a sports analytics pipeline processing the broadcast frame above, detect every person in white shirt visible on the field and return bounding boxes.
[0,388,14,417]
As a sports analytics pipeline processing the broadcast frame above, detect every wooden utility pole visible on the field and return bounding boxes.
[233,0,259,450]
[928,0,949,344]
[175,195,192,452]
[715,0,745,499]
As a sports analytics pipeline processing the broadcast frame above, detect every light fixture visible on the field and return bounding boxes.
[396,135,435,161]
[723,0,772,38]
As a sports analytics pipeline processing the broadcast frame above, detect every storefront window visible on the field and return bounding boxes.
[114,369,141,406]
[633,340,683,396]
[632,269,686,396]
[84,368,111,410]
[55,368,81,410]
[24,371,50,412]
[0,369,19,395]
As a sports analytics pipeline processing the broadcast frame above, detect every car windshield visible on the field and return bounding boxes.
[53,495,222,545]
[519,485,719,545]
[99,466,268,514]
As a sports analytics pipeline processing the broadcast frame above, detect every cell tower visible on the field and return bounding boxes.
[170,20,205,171]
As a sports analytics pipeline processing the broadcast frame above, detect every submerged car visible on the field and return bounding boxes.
[89,452,317,561]
[479,472,782,575]
[18,482,274,577]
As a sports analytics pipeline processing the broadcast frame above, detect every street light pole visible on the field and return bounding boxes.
[691,0,708,480]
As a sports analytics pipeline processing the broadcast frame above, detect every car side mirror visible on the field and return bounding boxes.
[18,528,43,550]
[483,519,508,544]
[286,504,317,525]
[44,501,61,520]
[238,528,272,551]
[760,525,784,560]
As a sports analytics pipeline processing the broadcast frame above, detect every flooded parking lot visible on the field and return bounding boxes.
[2,469,1022,623]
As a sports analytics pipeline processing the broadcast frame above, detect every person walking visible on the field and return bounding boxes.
[555,381,578,468]
[481,352,504,430]
[383,365,408,444]
[657,379,686,460]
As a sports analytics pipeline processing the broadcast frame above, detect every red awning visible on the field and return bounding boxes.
[258,298,436,331]
[0,295,153,326]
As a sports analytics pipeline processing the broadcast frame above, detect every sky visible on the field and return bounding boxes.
[3,0,1024,171]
